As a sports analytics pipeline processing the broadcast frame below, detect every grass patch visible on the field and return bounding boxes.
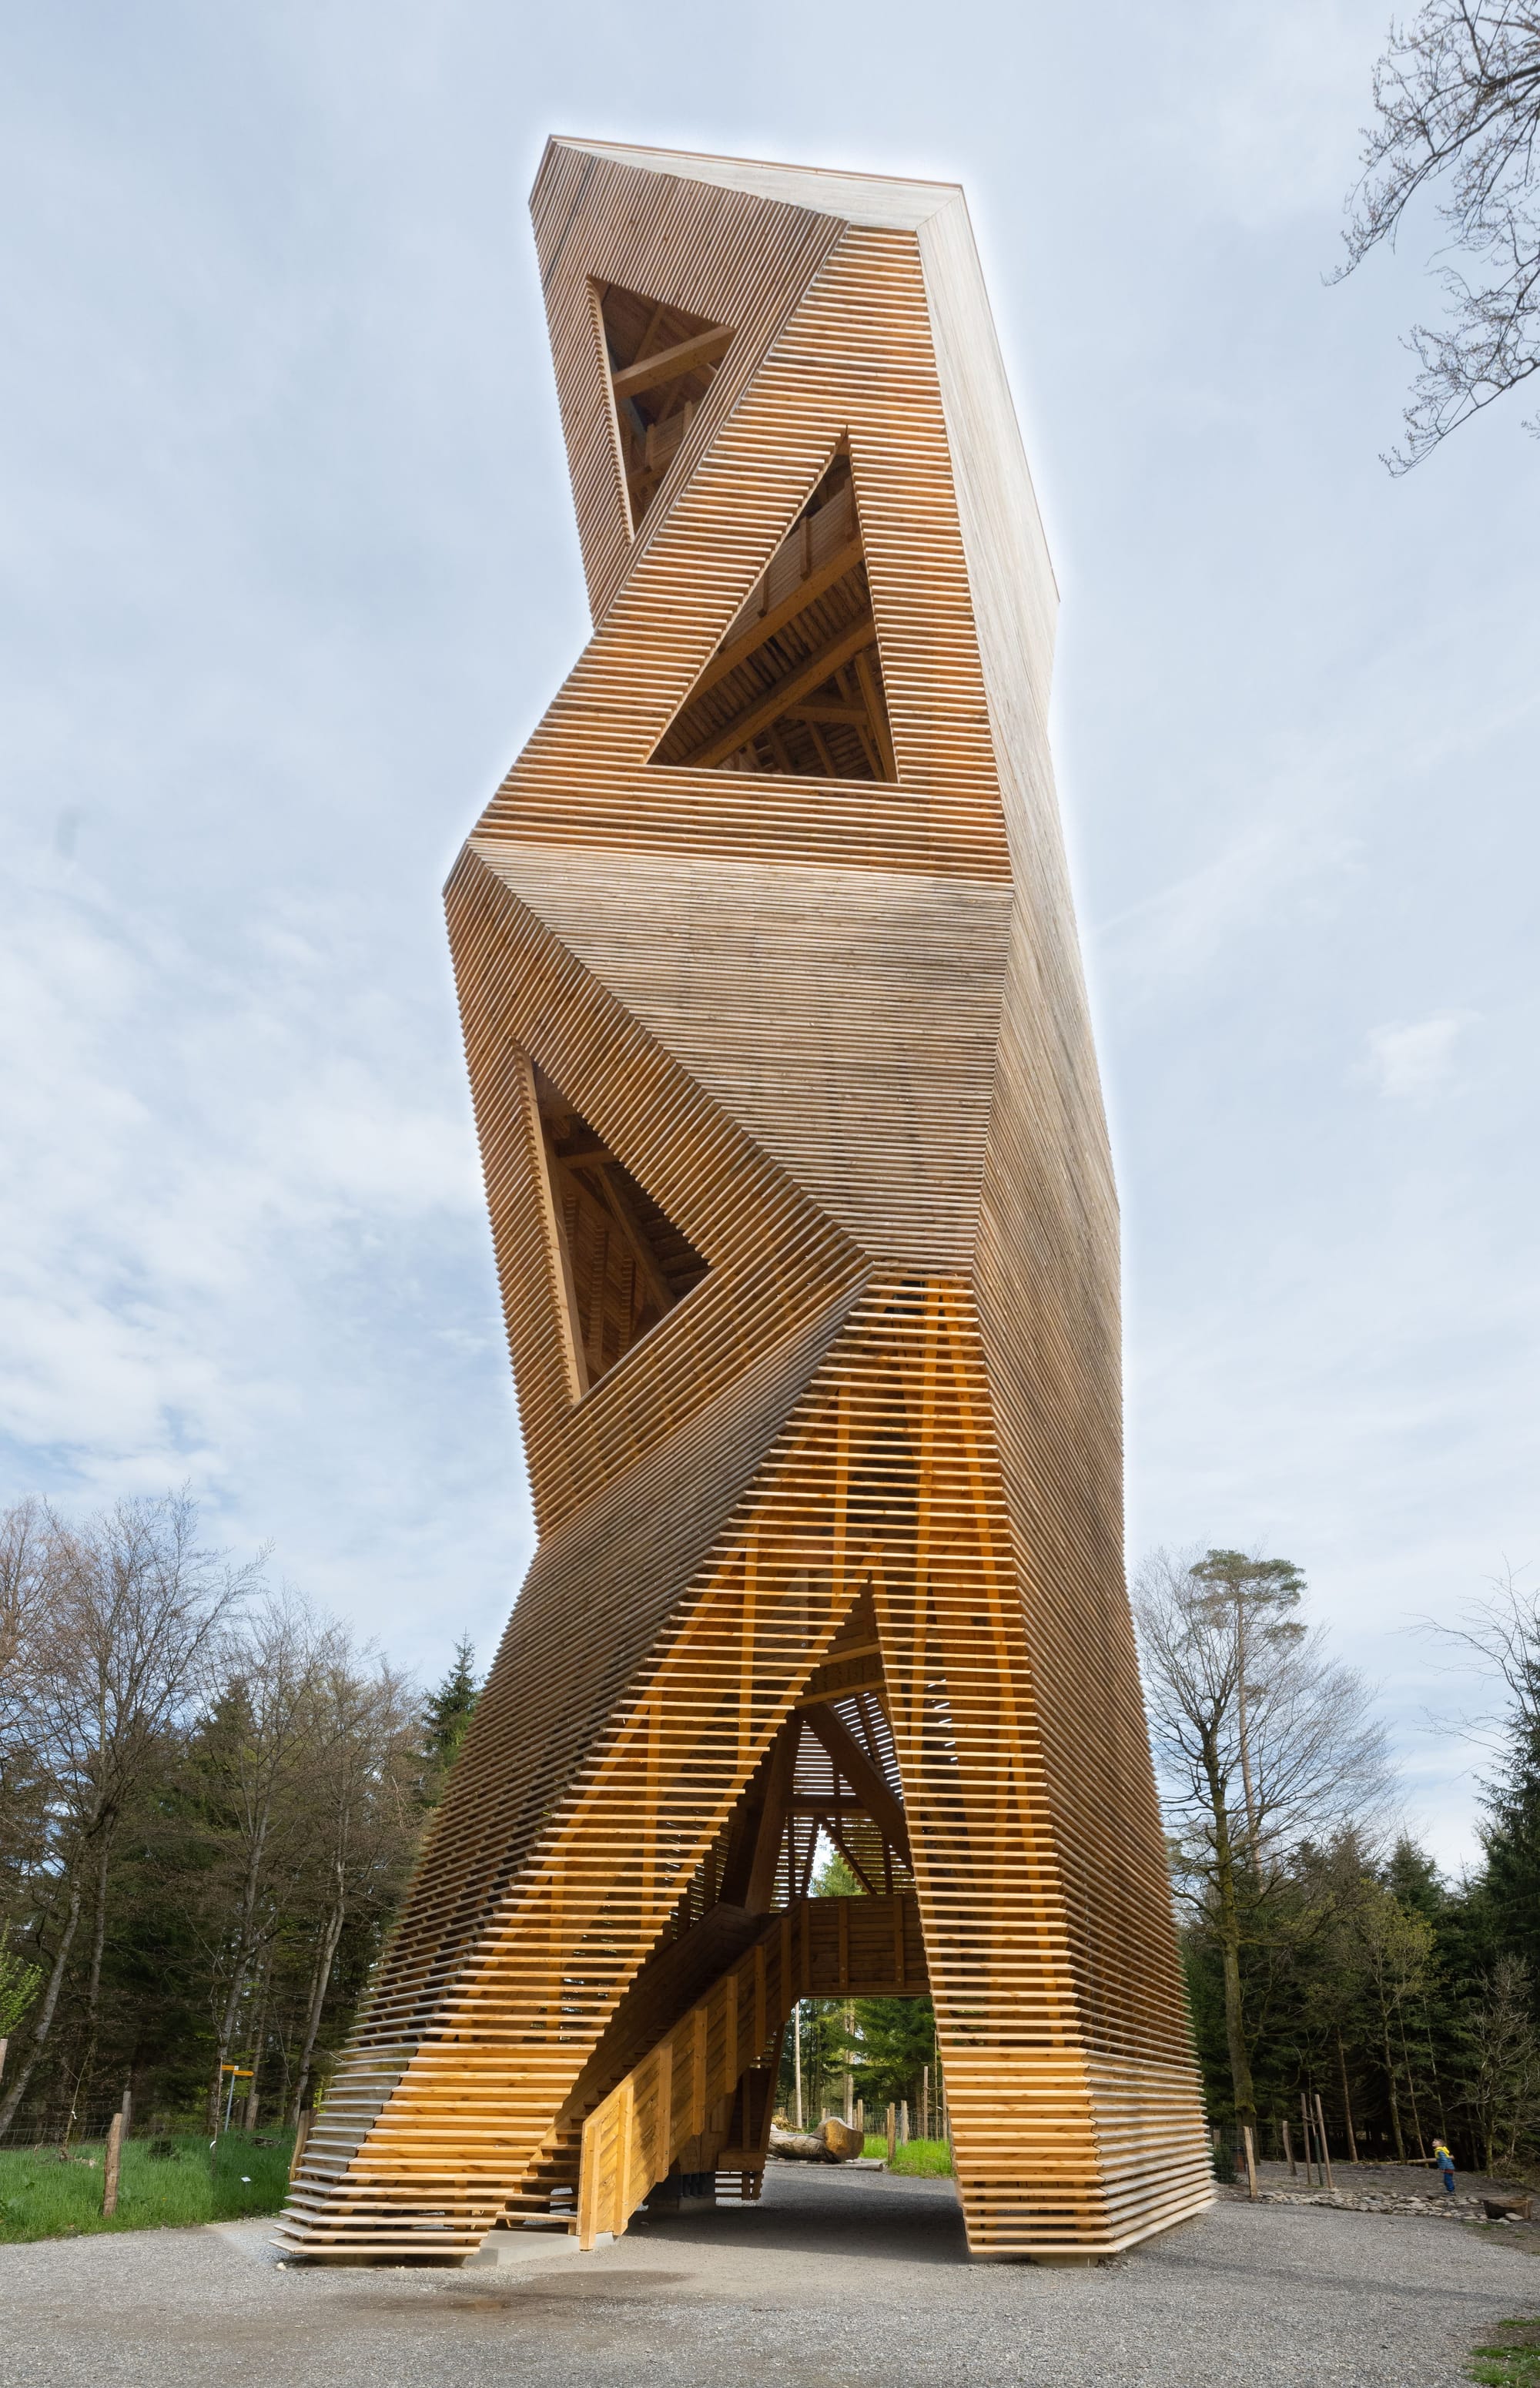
[1469,2316,1540,2386]
[862,2135,953,2175]
[0,2130,294,2242]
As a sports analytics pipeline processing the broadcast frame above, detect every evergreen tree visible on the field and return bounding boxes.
[420,1639,480,1805]
[1482,1706,1540,1974]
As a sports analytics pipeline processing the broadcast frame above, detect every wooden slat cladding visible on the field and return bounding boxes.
[469,839,1012,1279]
[533,145,843,624]
[277,140,1210,2269]
[490,177,1009,883]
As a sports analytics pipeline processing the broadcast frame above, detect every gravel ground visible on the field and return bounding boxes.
[2,2162,1538,2387]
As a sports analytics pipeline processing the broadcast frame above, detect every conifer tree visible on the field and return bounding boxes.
[420,1639,480,1805]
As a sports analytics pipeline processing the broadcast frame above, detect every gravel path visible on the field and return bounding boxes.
[2,2162,1536,2386]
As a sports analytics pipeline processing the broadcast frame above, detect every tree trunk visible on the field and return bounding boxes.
[1380,2011,1406,2159]
[70,1824,116,2133]
[1202,1743,1256,2131]
[243,1947,273,2131]
[207,1807,272,2132]
[0,1875,83,2137]
[290,1900,345,2125]
[1234,1597,1261,1860]
[1337,2029,1359,2162]
[1397,2013,1426,2155]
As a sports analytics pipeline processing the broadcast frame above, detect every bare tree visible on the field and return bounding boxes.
[0,1494,256,2136]
[195,1592,321,2132]
[286,1639,419,2125]
[1347,1874,1436,2158]
[0,1503,56,1942]
[1468,1952,1540,2169]
[1335,0,1540,469]
[1134,1547,1391,2133]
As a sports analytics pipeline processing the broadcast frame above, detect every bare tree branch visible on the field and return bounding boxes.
[1335,1,1540,467]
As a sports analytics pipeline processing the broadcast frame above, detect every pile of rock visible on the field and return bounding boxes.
[1228,2183,1531,2222]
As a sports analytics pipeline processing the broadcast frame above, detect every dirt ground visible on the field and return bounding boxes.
[3,2160,1539,2387]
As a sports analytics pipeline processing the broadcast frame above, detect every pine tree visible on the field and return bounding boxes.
[420,1639,480,1806]
[1483,1707,1540,1975]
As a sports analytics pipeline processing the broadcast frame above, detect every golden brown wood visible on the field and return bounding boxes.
[275,137,1210,2269]
[611,323,733,401]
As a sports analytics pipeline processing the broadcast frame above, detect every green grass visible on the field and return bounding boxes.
[862,2134,953,2175]
[1468,2317,1540,2385]
[0,2130,295,2242]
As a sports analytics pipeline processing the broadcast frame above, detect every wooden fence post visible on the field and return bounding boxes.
[1283,2118,1294,2176]
[1301,2092,1315,2185]
[102,2112,124,2218]
[886,2104,896,2165]
[1242,2124,1257,2202]
[1314,2094,1335,2192]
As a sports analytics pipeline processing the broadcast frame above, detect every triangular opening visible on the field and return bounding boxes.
[597,280,734,533]
[649,450,897,782]
[532,1060,710,1396]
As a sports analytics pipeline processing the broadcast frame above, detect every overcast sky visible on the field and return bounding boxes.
[3,1,1535,1870]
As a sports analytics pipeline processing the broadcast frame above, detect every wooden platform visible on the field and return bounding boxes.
[275,138,1212,2267]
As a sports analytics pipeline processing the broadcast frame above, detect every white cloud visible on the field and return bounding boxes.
[1364,1013,1471,1100]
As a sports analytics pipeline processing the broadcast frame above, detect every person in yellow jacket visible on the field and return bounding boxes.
[1431,2138,1457,2196]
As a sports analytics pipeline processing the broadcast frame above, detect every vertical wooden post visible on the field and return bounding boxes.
[1283,2118,1295,2176]
[1242,2124,1257,2202]
[1300,2092,1315,2185]
[886,2104,897,2165]
[792,2001,803,2130]
[578,2111,600,2250]
[1337,2031,1360,2163]
[102,2112,124,2218]
[1314,2094,1335,2192]
[921,2065,929,2141]
[692,2005,708,2135]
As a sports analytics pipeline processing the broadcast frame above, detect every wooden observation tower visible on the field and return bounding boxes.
[277,139,1212,2264]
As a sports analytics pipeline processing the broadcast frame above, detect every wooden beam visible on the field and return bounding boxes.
[690,535,865,701]
[744,1727,797,1913]
[612,324,732,401]
[803,1705,910,1862]
[783,700,868,725]
[678,612,877,770]
[852,647,896,779]
[592,1161,675,1316]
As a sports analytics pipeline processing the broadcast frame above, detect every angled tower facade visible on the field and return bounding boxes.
[279,140,1211,2263]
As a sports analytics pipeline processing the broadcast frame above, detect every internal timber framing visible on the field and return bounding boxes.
[598,280,734,532]
[651,452,897,779]
[531,1060,710,1394]
[276,139,1212,2270]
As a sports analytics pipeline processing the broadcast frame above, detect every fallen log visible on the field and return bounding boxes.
[767,2117,868,2164]
[768,2127,836,2163]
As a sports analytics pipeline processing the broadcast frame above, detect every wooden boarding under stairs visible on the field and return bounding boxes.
[576,1893,924,2246]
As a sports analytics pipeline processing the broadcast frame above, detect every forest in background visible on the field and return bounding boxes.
[0,1493,477,2141]
[1143,1548,1540,2175]
[5,1491,1540,2179]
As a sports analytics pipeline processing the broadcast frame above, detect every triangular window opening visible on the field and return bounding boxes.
[597,281,733,532]
[650,452,896,782]
[533,1062,709,1395]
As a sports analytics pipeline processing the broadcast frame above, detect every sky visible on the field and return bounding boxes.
[2,1,1535,1872]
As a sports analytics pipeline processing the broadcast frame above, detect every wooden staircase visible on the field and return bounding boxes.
[575,1892,924,2246]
